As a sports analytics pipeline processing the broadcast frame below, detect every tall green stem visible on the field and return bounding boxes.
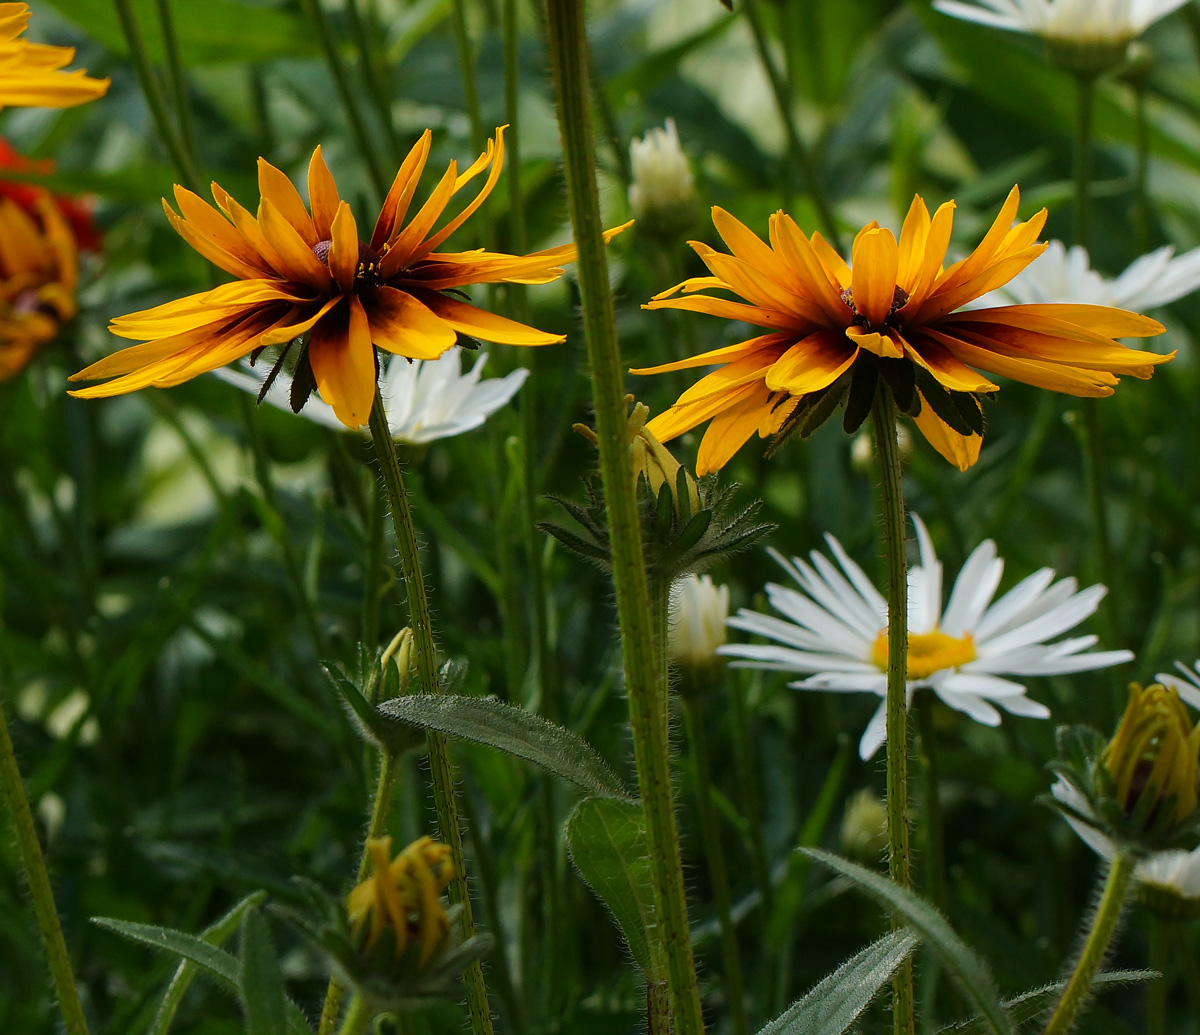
[1133,82,1151,252]
[682,693,750,1035]
[366,383,495,1035]
[297,0,388,200]
[914,691,946,914]
[153,0,197,173]
[0,697,89,1035]
[1042,851,1136,1035]
[544,4,704,1031]
[1147,915,1171,1035]
[1073,73,1095,250]
[741,0,841,250]
[870,385,914,1035]
[111,0,201,192]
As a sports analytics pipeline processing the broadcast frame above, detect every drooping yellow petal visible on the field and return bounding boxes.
[630,333,793,376]
[696,382,775,475]
[913,394,982,471]
[366,286,458,359]
[309,295,376,427]
[417,290,565,345]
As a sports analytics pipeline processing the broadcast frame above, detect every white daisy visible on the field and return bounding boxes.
[215,348,529,444]
[720,516,1132,760]
[933,0,1189,43]
[1155,660,1200,712]
[970,240,1200,311]
[1052,778,1200,898]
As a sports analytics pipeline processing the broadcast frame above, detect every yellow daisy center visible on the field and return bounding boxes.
[870,628,977,680]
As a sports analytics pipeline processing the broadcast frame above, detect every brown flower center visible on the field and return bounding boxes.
[840,285,910,329]
[311,239,384,286]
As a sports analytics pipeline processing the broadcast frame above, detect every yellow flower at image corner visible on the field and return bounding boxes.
[0,189,77,381]
[1102,682,1200,832]
[631,187,1171,474]
[69,128,632,428]
[0,3,108,109]
[347,836,454,970]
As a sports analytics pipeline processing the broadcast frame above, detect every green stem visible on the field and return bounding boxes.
[361,476,385,649]
[111,0,201,192]
[153,0,197,175]
[0,697,89,1035]
[682,692,750,1035]
[1073,73,1096,251]
[544,4,704,1031]
[1133,82,1150,252]
[367,383,495,1035]
[451,0,494,253]
[741,0,841,249]
[345,0,403,164]
[1042,851,1137,1035]
[1147,915,1171,1035]
[336,994,370,1035]
[870,385,914,1035]
[914,691,947,914]
[298,0,388,200]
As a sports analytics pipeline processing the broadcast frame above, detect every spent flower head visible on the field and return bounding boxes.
[70,129,628,427]
[0,4,108,109]
[721,515,1131,759]
[633,187,1168,473]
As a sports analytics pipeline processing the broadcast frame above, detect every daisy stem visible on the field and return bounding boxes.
[870,384,915,1035]
[1133,81,1151,253]
[365,382,495,1035]
[741,0,842,251]
[111,0,202,193]
[545,3,705,1032]
[1147,915,1171,1035]
[682,691,750,1035]
[0,695,89,1035]
[1072,72,1096,251]
[914,691,947,914]
[1042,849,1136,1035]
[298,0,388,201]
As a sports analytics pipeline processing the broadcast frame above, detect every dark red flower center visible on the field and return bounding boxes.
[311,239,383,286]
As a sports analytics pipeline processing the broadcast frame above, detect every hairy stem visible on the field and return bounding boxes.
[544,4,704,1030]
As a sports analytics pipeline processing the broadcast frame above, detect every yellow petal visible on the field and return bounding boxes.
[327,201,360,294]
[417,289,564,345]
[913,393,982,471]
[309,295,376,427]
[366,286,457,359]
[307,146,341,241]
[370,129,432,251]
[764,329,858,393]
[258,157,318,246]
[850,226,898,328]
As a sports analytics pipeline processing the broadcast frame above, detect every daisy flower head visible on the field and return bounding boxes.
[720,515,1133,759]
[973,240,1200,311]
[632,187,1169,474]
[1155,659,1200,712]
[215,348,529,445]
[0,3,108,110]
[70,128,629,428]
[933,0,1189,46]
[0,185,78,380]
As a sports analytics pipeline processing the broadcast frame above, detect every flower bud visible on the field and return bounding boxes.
[628,119,694,240]
[628,401,701,516]
[1102,683,1200,838]
[348,836,454,973]
[669,574,729,694]
[840,788,888,864]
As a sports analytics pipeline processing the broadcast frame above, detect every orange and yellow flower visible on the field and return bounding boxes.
[70,128,628,427]
[0,3,108,110]
[632,187,1171,472]
[0,183,77,380]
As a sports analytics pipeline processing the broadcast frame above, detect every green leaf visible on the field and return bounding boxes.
[239,909,289,1035]
[48,0,318,66]
[757,929,920,1035]
[377,695,627,798]
[92,917,241,989]
[935,970,1156,1034]
[151,891,266,1035]
[565,797,657,975]
[802,849,1015,1035]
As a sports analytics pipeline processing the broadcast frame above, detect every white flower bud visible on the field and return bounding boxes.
[669,574,729,680]
[628,119,694,236]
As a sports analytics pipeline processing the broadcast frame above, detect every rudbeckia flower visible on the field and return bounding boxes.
[0,3,108,109]
[0,139,102,251]
[70,128,628,427]
[632,187,1169,473]
[215,347,528,444]
[720,515,1132,759]
[0,186,77,380]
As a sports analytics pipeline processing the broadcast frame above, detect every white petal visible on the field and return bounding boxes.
[971,567,1056,640]
[940,540,1003,637]
[858,701,889,760]
[933,687,1001,726]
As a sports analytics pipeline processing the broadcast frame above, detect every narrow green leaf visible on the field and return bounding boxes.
[151,891,266,1035]
[565,797,656,975]
[239,909,289,1035]
[803,849,1015,1035]
[92,917,240,989]
[377,695,627,798]
[757,929,920,1035]
[936,970,1156,1034]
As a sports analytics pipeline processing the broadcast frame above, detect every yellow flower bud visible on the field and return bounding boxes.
[628,401,701,515]
[1102,683,1200,834]
[347,836,454,971]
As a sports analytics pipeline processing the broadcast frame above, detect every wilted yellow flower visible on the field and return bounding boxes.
[0,188,77,380]
[1102,683,1200,833]
[0,4,108,110]
[347,836,454,970]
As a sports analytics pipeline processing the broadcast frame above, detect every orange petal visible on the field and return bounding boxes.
[913,393,982,471]
[259,197,332,291]
[630,332,794,376]
[417,289,564,345]
[366,286,457,359]
[307,146,341,241]
[309,295,376,427]
[643,293,798,331]
[645,379,763,444]
[380,160,459,276]
[850,226,898,328]
[258,157,318,246]
[370,129,432,251]
[692,242,831,328]
[768,213,852,323]
[810,231,851,288]
[327,202,360,294]
[711,207,778,275]
[764,329,858,394]
[411,127,506,261]
[696,382,775,475]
